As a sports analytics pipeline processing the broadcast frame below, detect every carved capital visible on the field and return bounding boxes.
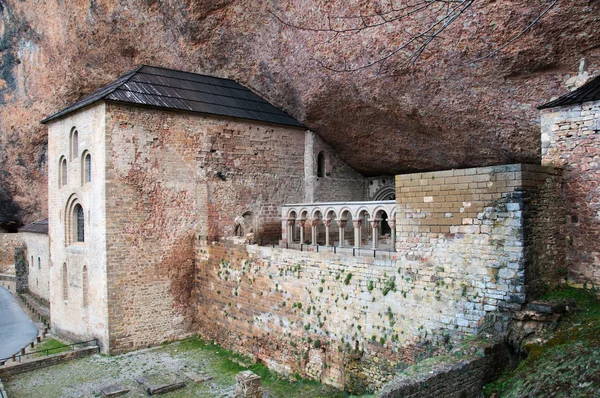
[323,218,332,227]
[387,219,396,229]
[352,219,362,228]
[287,219,295,226]
[311,218,321,227]
[336,219,347,229]
[298,220,306,228]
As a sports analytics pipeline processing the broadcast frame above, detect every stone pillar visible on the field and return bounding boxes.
[324,219,332,246]
[388,219,396,252]
[337,219,347,247]
[298,220,306,244]
[14,245,28,294]
[311,218,321,246]
[286,219,295,243]
[370,219,381,249]
[234,370,262,398]
[353,219,362,248]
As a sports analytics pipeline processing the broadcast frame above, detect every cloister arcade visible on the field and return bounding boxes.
[281,201,397,251]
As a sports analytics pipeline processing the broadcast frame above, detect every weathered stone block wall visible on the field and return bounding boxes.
[0,232,22,273]
[194,238,522,393]
[305,131,367,203]
[21,232,50,301]
[541,100,600,285]
[396,164,563,306]
[103,103,309,353]
[379,343,509,398]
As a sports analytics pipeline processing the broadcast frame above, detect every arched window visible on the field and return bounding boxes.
[75,204,85,242]
[82,265,88,308]
[81,152,91,185]
[62,263,68,300]
[70,127,78,161]
[317,152,325,178]
[59,157,67,187]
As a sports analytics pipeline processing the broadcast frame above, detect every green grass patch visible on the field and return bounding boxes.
[484,286,600,397]
[31,339,71,357]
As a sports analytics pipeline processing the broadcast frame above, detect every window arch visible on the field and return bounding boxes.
[75,204,85,242]
[59,156,67,187]
[81,151,91,185]
[82,265,88,308]
[317,151,326,178]
[65,196,85,245]
[70,127,78,161]
[62,263,68,301]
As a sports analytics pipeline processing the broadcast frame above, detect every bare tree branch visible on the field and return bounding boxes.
[270,0,560,73]
[470,0,558,63]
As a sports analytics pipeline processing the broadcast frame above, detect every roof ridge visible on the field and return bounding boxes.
[138,64,240,84]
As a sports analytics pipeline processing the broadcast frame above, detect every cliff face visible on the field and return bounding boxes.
[1,0,599,223]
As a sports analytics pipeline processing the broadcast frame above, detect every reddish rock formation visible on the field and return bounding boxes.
[0,0,599,223]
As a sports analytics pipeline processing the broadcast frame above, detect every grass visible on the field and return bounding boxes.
[30,338,71,357]
[172,337,351,397]
[483,286,600,397]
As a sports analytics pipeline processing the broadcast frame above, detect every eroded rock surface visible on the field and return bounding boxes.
[1,0,599,222]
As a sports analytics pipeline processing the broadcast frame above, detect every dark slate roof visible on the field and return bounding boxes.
[19,219,48,235]
[41,65,305,128]
[538,75,600,109]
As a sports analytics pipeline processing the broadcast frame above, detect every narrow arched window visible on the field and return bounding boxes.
[317,152,325,178]
[85,153,91,183]
[60,157,67,187]
[82,265,88,308]
[38,257,41,269]
[62,263,68,300]
[31,255,34,268]
[81,151,91,185]
[70,128,78,161]
[75,204,85,242]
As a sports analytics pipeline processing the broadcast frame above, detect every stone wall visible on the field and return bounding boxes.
[194,164,563,393]
[0,346,99,378]
[46,102,109,352]
[379,343,509,398]
[102,103,315,353]
[21,232,50,301]
[194,236,524,393]
[0,232,22,273]
[396,164,564,303]
[304,131,367,203]
[541,100,600,285]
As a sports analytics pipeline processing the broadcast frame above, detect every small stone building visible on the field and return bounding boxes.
[540,74,600,285]
[41,65,365,352]
[18,219,50,301]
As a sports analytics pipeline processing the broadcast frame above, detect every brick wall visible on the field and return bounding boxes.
[541,100,600,285]
[103,103,309,353]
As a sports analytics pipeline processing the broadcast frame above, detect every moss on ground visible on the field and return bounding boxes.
[484,286,600,398]
[4,336,368,397]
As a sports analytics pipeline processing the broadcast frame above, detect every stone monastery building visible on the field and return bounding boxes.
[37,65,600,391]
